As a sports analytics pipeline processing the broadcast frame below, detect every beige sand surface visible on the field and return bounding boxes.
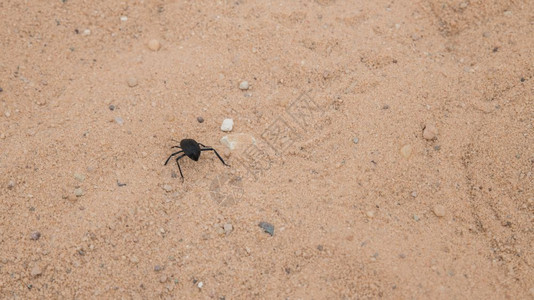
[1,0,533,299]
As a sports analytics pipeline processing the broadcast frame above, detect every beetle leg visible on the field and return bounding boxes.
[200,148,230,166]
[164,150,183,165]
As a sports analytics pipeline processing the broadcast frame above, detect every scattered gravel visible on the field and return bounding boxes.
[259,222,274,236]
[74,188,84,197]
[30,231,41,240]
[197,116,204,123]
[30,265,42,277]
[400,144,413,158]
[127,77,138,87]
[423,124,438,140]
[433,205,446,217]
[74,173,85,182]
[239,81,250,90]
[221,119,234,132]
[148,39,161,51]
[223,223,233,234]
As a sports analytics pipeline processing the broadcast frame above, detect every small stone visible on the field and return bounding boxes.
[30,231,41,240]
[197,282,204,289]
[154,265,162,272]
[162,185,172,192]
[30,265,42,277]
[120,16,128,22]
[109,104,115,111]
[197,116,204,123]
[0,87,3,92]
[127,77,138,87]
[353,137,359,144]
[423,124,438,140]
[411,191,417,198]
[7,180,15,189]
[130,256,139,264]
[382,104,390,110]
[239,81,249,90]
[4,111,11,118]
[74,173,85,182]
[148,39,161,51]
[82,29,91,36]
[259,222,274,236]
[400,144,413,158]
[221,119,234,132]
[74,188,84,197]
[413,214,420,221]
[115,117,124,125]
[223,223,233,233]
[366,211,375,218]
[220,133,256,151]
[159,275,167,283]
[433,205,446,217]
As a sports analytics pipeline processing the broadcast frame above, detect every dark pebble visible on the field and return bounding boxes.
[434,145,441,151]
[109,104,115,111]
[520,77,525,82]
[0,87,3,92]
[197,116,204,123]
[382,104,389,110]
[258,222,274,236]
[30,231,41,240]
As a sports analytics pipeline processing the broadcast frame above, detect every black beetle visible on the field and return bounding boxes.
[164,138,229,180]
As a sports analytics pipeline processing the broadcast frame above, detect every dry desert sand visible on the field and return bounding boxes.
[1,0,533,299]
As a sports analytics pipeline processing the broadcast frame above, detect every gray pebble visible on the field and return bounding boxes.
[353,137,359,144]
[413,214,420,221]
[74,188,84,197]
[115,117,124,125]
[154,265,163,272]
[259,222,274,236]
[197,116,204,123]
[109,104,115,111]
[7,180,15,189]
[382,104,390,110]
[239,81,249,90]
[30,231,41,241]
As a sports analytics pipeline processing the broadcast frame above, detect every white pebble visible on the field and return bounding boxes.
[221,119,234,132]
[162,185,172,192]
[220,133,256,151]
[239,81,249,90]
[120,16,128,22]
[82,29,91,36]
[197,282,204,289]
[366,211,375,218]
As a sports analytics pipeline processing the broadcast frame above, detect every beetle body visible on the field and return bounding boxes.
[180,139,201,161]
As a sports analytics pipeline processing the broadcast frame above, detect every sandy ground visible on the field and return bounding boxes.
[1,0,533,299]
